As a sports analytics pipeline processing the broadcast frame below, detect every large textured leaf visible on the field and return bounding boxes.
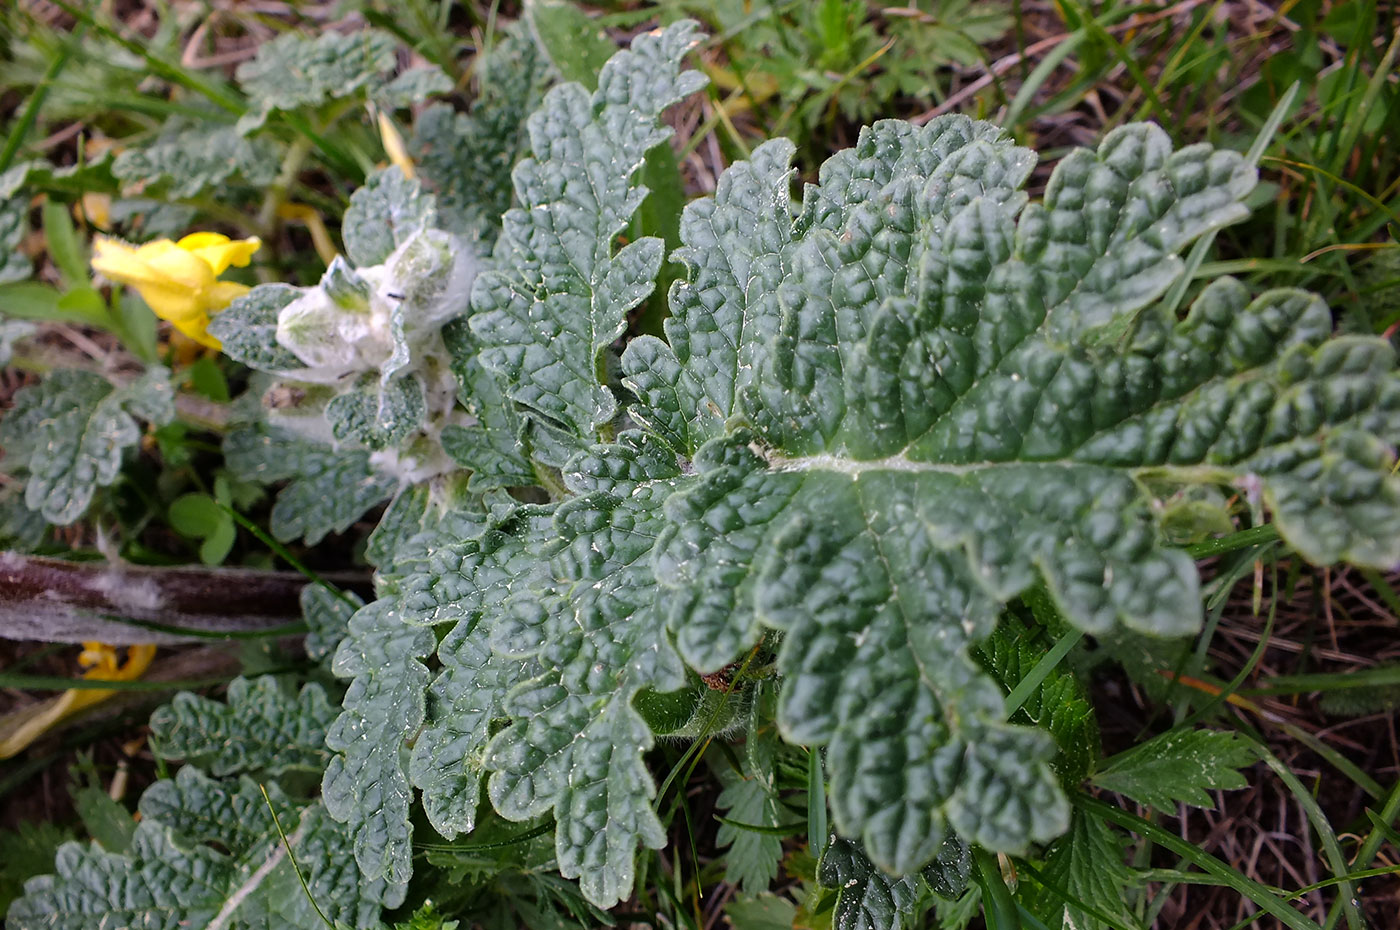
[208,285,303,372]
[625,118,1400,875]
[149,675,338,778]
[469,20,708,441]
[235,28,397,131]
[320,37,1400,915]
[0,367,173,524]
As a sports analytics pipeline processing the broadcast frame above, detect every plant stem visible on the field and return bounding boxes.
[0,552,370,644]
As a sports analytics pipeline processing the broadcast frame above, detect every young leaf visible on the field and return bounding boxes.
[976,614,1100,787]
[342,167,438,268]
[1091,728,1258,812]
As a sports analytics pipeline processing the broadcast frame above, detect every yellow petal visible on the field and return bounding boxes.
[0,644,156,759]
[185,235,261,276]
[175,232,232,251]
[92,236,163,288]
[141,242,218,291]
[134,279,207,324]
[170,313,222,349]
[206,280,250,310]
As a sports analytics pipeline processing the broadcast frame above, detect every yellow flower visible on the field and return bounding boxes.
[0,643,157,759]
[91,232,261,349]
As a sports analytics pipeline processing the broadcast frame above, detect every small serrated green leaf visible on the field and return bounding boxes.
[1091,728,1257,813]
[1034,810,1140,930]
[0,367,172,525]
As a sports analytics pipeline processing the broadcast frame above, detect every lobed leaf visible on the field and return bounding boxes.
[469,20,708,441]
[1091,728,1257,813]
[322,599,435,891]
[0,367,173,525]
[235,28,398,131]
[149,675,339,778]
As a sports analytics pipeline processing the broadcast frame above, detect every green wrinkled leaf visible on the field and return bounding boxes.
[319,31,1400,918]
[470,20,708,441]
[235,29,397,131]
[411,30,549,244]
[0,367,173,524]
[149,675,338,778]
[374,66,453,110]
[818,837,923,930]
[327,375,427,450]
[322,599,435,890]
[1091,728,1257,812]
[442,318,536,490]
[0,195,33,284]
[302,583,363,663]
[112,126,279,199]
[223,424,397,544]
[9,777,398,930]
